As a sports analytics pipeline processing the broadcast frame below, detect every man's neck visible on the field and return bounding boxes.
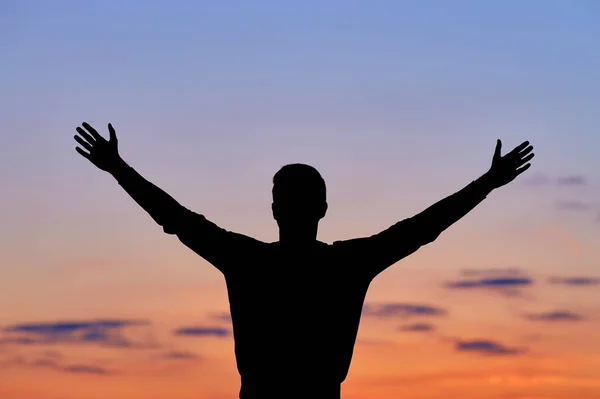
[278,224,318,245]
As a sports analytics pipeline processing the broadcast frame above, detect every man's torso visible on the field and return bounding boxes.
[223,240,373,397]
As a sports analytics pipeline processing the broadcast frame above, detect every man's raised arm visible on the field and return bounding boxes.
[339,139,535,278]
[73,122,253,271]
[73,122,192,233]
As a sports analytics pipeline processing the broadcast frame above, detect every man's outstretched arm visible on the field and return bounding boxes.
[73,122,251,270]
[73,122,193,232]
[340,139,535,278]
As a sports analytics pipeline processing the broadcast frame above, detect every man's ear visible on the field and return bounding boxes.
[271,202,277,220]
[319,202,328,219]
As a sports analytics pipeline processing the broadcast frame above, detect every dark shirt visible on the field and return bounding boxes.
[169,211,436,398]
[112,162,492,398]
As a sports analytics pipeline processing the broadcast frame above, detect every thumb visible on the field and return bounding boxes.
[493,139,502,160]
[108,123,117,142]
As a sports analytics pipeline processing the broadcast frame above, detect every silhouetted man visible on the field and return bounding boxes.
[74,122,534,399]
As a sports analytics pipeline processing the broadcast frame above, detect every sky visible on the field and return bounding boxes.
[1,0,600,398]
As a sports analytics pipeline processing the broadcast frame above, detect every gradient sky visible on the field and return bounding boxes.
[2,1,600,398]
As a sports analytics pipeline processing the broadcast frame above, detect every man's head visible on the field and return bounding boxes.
[271,163,328,228]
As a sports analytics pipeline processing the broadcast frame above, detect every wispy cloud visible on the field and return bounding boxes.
[522,173,551,186]
[525,310,584,322]
[210,313,232,323]
[163,350,201,360]
[0,319,153,348]
[62,364,110,375]
[173,326,230,337]
[2,355,113,375]
[446,277,532,289]
[397,323,435,333]
[555,200,591,211]
[549,277,600,286]
[523,173,586,187]
[362,303,447,318]
[455,339,525,356]
[444,276,533,298]
[556,175,586,186]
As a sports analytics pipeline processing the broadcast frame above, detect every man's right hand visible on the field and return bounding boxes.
[74,122,122,173]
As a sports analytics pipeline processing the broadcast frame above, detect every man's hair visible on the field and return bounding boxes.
[272,163,326,204]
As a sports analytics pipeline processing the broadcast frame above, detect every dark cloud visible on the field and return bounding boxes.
[397,323,435,333]
[525,310,584,322]
[445,277,533,289]
[555,200,591,211]
[549,277,600,286]
[362,303,447,318]
[0,319,152,348]
[4,320,146,334]
[446,270,534,297]
[210,313,232,323]
[455,339,525,356]
[173,327,230,337]
[163,350,201,360]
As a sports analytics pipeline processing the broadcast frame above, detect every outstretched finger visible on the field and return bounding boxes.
[517,145,534,158]
[74,135,93,151]
[516,152,535,167]
[82,122,104,141]
[108,123,117,142]
[493,139,502,160]
[515,163,531,176]
[76,127,96,145]
[506,141,530,158]
[75,146,91,159]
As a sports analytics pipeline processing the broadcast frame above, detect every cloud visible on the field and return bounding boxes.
[173,326,230,337]
[549,277,600,286]
[62,364,110,375]
[525,310,584,322]
[0,319,152,348]
[445,277,533,289]
[522,173,551,186]
[522,173,586,187]
[555,200,591,211]
[31,358,60,368]
[210,313,232,323]
[0,337,37,345]
[446,269,535,297]
[397,323,435,333]
[556,175,586,186]
[455,339,525,356]
[3,355,112,375]
[362,303,447,318]
[163,350,201,360]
